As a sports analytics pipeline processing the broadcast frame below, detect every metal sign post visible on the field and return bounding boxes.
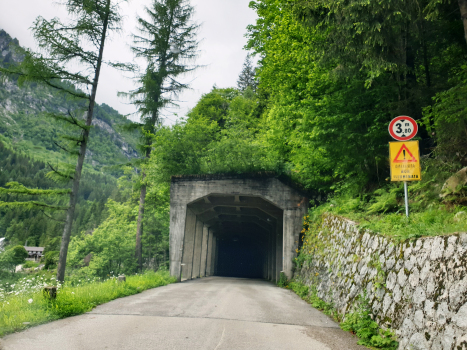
[388,116,421,218]
[404,182,409,217]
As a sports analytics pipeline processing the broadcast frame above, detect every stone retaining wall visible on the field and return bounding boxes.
[295,214,467,350]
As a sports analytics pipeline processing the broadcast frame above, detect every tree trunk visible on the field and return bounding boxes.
[56,0,111,283]
[135,172,146,272]
[460,0,467,45]
[133,2,175,273]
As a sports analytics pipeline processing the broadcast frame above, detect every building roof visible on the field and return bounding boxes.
[24,247,45,252]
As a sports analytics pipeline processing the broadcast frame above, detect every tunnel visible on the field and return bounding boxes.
[182,195,284,280]
[216,222,266,278]
[169,175,309,283]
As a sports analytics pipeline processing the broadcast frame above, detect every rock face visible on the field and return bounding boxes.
[441,167,467,198]
[295,214,467,350]
[0,29,23,64]
[0,29,139,166]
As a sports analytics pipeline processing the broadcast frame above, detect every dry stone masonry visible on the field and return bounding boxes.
[295,214,467,350]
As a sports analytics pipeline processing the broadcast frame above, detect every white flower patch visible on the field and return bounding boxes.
[0,274,54,300]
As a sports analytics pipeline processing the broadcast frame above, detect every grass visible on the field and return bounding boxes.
[307,157,467,241]
[309,193,467,241]
[0,270,176,337]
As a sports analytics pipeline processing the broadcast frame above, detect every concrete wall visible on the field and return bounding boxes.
[295,214,467,350]
[169,177,308,281]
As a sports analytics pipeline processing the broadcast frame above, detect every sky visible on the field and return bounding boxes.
[0,0,258,124]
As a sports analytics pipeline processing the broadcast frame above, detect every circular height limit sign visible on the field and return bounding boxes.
[389,116,418,141]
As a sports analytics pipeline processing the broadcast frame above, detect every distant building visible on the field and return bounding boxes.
[24,246,45,261]
[0,237,5,252]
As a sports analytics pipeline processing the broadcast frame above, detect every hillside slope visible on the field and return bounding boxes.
[0,29,139,170]
[0,29,140,248]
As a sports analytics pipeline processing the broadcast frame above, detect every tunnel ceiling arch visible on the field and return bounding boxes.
[169,175,309,282]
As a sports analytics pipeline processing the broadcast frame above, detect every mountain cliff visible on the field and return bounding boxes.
[0,29,139,170]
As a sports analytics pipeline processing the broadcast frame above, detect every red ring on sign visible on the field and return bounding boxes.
[389,116,418,141]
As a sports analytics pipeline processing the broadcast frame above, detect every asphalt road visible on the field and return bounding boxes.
[0,277,367,350]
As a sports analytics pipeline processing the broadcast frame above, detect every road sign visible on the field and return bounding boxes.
[389,116,418,141]
[389,141,421,182]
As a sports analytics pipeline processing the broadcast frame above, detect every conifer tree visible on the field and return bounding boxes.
[0,0,129,282]
[237,54,257,92]
[125,0,199,270]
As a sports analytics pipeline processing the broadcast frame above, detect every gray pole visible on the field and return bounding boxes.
[404,181,409,217]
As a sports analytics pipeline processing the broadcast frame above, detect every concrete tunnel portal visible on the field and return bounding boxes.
[169,175,309,282]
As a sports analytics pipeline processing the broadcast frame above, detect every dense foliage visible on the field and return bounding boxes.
[0,142,120,247]
[244,0,467,192]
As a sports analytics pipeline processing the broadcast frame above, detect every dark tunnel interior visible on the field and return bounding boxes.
[187,194,283,280]
[215,223,265,279]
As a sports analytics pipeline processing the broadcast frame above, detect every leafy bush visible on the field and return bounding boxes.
[67,200,138,278]
[0,245,28,271]
[341,296,398,350]
[289,281,309,298]
[22,261,39,269]
[277,272,289,287]
[366,187,402,214]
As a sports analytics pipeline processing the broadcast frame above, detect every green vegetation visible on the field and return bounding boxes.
[307,180,467,241]
[0,246,27,272]
[341,298,398,350]
[277,272,289,288]
[288,281,398,350]
[0,270,175,336]
[0,141,122,247]
[138,0,467,244]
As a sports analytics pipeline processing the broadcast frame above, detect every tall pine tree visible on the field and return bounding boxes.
[125,0,199,270]
[237,54,257,92]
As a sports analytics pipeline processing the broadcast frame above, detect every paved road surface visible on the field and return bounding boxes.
[0,277,367,350]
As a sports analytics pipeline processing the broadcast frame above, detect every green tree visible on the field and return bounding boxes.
[125,0,199,270]
[67,200,137,278]
[0,245,28,271]
[237,54,257,92]
[0,0,130,282]
[246,0,467,192]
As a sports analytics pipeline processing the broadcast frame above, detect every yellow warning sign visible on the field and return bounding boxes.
[389,141,421,182]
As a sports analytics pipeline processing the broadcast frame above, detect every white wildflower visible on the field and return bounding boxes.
[28,299,33,304]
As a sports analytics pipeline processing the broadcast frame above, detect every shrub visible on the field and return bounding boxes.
[341,296,398,350]
[277,272,289,287]
[43,251,59,269]
[0,245,28,271]
[22,261,39,269]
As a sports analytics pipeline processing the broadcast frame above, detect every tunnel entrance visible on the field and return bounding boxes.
[216,222,268,279]
[169,175,309,283]
[183,194,284,281]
